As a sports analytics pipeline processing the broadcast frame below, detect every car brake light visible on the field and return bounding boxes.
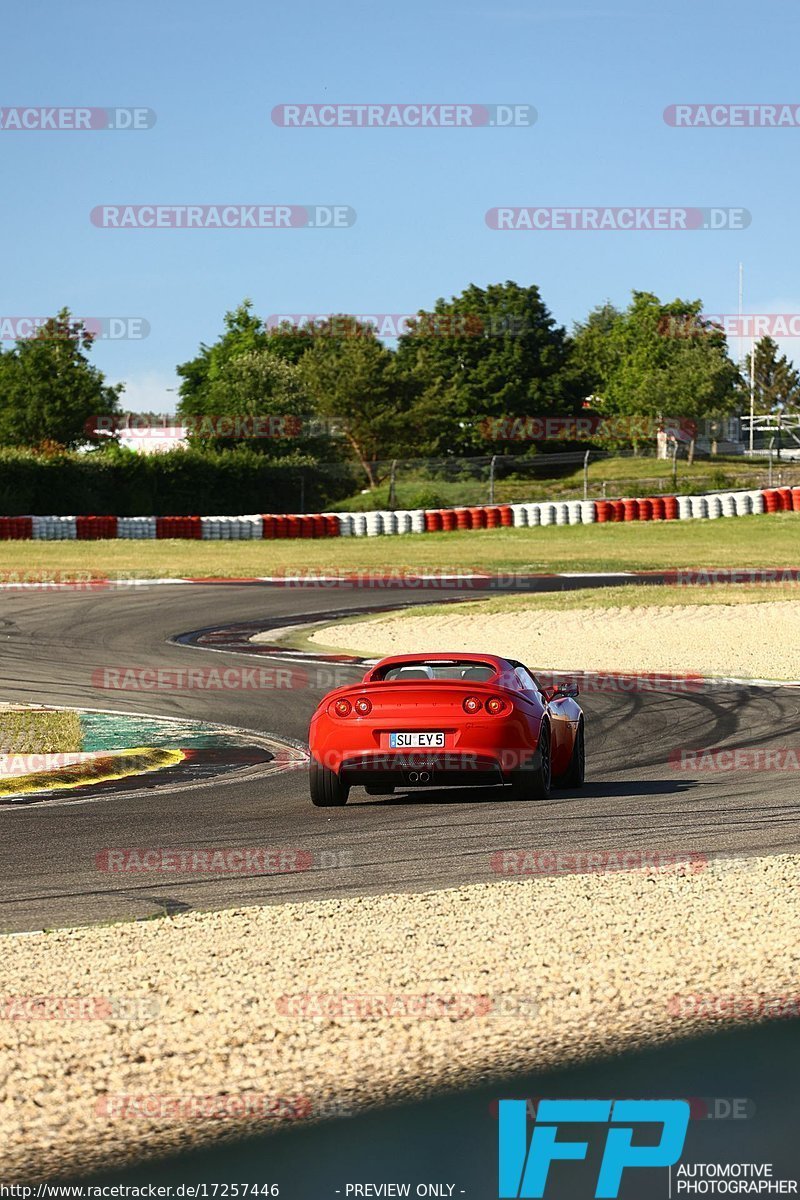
[354,696,372,715]
[334,698,352,717]
[486,696,507,715]
[463,696,482,714]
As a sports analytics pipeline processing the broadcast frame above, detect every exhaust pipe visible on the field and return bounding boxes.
[408,771,419,783]
[418,770,430,783]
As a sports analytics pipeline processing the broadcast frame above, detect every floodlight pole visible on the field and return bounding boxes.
[749,341,755,454]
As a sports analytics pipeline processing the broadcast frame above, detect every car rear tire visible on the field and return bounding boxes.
[365,785,394,796]
[559,719,585,788]
[310,761,349,807]
[510,724,551,800]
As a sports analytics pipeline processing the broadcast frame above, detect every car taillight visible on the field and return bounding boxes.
[354,696,372,715]
[333,698,352,717]
[463,696,482,714]
[486,696,507,715]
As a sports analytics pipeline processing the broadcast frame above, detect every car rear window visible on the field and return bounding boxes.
[378,660,497,682]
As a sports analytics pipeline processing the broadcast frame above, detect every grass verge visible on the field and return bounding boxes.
[0,513,797,578]
[0,709,82,754]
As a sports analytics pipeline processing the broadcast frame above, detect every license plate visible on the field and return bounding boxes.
[390,732,445,748]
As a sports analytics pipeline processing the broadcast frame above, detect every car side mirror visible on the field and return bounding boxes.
[542,683,579,701]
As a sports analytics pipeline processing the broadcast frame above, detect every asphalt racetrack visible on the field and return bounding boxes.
[1,583,798,933]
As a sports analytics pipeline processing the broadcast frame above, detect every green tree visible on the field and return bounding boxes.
[0,310,121,448]
[746,336,800,413]
[186,347,329,457]
[299,316,409,485]
[572,292,741,448]
[395,281,588,454]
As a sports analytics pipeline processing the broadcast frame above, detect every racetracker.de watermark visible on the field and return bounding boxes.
[271,103,536,127]
[265,313,532,337]
[90,205,355,229]
[94,847,354,873]
[674,569,800,586]
[96,1094,311,1121]
[0,571,117,590]
[275,992,537,1019]
[1,995,159,1020]
[664,103,800,127]
[0,106,156,130]
[90,666,309,690]
[0,317,149,341]
[487,1097,755,1122]
[670,747,800,771]
[491,850,708,876]
[668,993,800,1019]
[485,207,751,230]
[86,413,305,438]
[659,313,800,338]
[480,415,696,441]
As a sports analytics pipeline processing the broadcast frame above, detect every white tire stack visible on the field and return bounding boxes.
[364,511,383,536]
[330,513,352,536]
[32,516,77,540]
[117,516,157,539]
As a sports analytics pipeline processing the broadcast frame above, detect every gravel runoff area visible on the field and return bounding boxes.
[2,857,799,1183]
[308,599,800,680]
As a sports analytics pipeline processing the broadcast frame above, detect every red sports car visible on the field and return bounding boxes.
[308,652,584,806]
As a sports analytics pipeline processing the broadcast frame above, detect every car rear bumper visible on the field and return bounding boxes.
[337,748,541,788]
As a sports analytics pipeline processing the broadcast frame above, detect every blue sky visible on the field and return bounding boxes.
[3,0,800,411]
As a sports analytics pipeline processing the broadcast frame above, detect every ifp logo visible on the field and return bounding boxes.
[498,1099,690,1198]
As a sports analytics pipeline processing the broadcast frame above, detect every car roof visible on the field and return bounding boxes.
[367,652,512,674]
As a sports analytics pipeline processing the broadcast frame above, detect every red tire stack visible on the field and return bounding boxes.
[623,499,640,521]
[792,489,800,513]
[0,517,33,539]
[272,515,289,538]
[777,487,794,512]
[440,510,458,532]
[498,504,514,527]
[484,506,502,528]
[156,516,201,538]
[469,507,487,528]
[762,489,781,513]
[425,510,443,532]
[76,516,118,539]
[595,501,613,523]
[650,497,666,521]
[611,500,625,522]
[454,508,472,530]
[664,496,679,520]
[324,515,341,536]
